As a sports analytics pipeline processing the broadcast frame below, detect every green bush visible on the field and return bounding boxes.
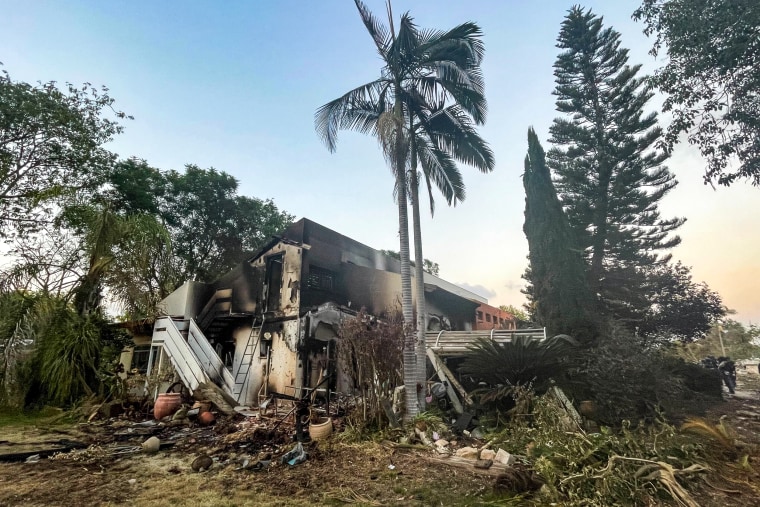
[564,325,722,425]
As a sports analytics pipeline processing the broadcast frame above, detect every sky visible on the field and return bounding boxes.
[1,0,758,324]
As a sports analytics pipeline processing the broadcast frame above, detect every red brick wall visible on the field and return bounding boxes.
[474,303,516,330]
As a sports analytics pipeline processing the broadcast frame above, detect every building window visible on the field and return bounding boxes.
[485,314,491,322]
[131,346,151,374]
[477,311,483,321]
[307,266,335,291]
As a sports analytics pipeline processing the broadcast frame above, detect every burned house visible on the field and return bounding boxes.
[140,218,498,408]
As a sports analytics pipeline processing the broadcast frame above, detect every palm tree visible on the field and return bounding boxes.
[315,0,490,419]
[408,105,494,410]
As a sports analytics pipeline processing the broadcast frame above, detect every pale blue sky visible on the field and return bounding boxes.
[1,1,757,323]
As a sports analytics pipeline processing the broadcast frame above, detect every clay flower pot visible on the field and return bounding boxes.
[198,411,216,426]
[309,417,333,440]
[154,393,182,420]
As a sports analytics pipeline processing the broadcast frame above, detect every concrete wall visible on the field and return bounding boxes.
[159,281,214,318]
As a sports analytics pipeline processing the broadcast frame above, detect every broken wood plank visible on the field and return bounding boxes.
[196,381,237,415]
[427,348,472,411]
[420,454,513,477]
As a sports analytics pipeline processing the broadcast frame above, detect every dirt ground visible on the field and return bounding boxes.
[1,369,759,507]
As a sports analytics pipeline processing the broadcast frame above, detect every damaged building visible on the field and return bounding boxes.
[129,218,542,410]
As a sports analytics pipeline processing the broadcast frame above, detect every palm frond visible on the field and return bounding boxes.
[315,79,390,152]
[459,335,578,393]
[426,105,494,170]
[419,22,485,67]
[416,136,464,211]
[353,0,391,57]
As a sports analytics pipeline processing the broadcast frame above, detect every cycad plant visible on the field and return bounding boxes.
[459,334,578,404]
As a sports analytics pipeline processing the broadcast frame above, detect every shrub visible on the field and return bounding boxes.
[458,334,578,409]
[564,325,722,425]
[337,308,404,431]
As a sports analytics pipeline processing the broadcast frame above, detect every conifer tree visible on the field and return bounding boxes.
[547,7,684,322]
[523,128,598,341]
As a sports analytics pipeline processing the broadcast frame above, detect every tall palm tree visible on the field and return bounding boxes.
[407,104,494,409]
[315,0,490,419]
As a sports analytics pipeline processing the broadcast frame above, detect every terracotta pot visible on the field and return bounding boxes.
[309,417,333,440]
[198,411,216,426]
[154,393,182,420]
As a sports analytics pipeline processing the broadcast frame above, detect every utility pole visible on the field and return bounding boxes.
[718,324,726,357]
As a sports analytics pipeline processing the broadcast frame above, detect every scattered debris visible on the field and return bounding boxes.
[141,436,160,454]
[191,454,213,472]
[494,448,516,466]
[280,442,308,466]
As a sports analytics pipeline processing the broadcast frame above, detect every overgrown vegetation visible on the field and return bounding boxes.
[488,392,750,506]
[0,292,129,409]
[337,308,405,433]
[562,326,723,425]
[459,334,577,406]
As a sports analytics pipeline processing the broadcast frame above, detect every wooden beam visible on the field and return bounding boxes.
[427,348,474,407]
[427,348,469,413]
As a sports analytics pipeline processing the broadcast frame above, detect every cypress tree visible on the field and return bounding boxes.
[548,6,684,323]
[523,128,598,341]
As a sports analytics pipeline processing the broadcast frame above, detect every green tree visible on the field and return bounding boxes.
[0,68,127,236]
[684,320,760,361]
[634,0,760,186]
[316,0,491,417]
[162,165,293,282]
[523,128,598,340]
[638,261,726,343]
[548,7,684,324]
[499,304,529,323]
[106,161,294,285]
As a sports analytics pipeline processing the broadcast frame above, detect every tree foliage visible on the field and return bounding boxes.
[634,0,760,186]
[498,304,530,323]
[548,7,684,324]
[316,0,492,418]
[639,261,726,342]
[523,128,599,340]
[107,160,294,284]
[683,320,760,361]
[0,67,128,235]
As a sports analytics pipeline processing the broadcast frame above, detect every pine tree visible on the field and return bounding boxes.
[523,128,598,341]
[548,7,684,323]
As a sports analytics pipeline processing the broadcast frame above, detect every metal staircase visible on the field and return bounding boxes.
[150,315,269,405]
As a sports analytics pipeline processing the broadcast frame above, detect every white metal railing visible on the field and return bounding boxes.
[425,328,546,355]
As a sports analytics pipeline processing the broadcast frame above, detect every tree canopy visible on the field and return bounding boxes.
[106,160,295,285]
[638,261,726,342]
[523,128,599,340]
[0,68,128,236]
[548,6,684,325]
[634,0,760,186]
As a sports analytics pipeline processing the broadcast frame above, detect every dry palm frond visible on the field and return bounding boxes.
[681,417,734,450]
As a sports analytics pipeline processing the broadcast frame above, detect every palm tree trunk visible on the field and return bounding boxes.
[410,168,428,412]
[394,107,418,421]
